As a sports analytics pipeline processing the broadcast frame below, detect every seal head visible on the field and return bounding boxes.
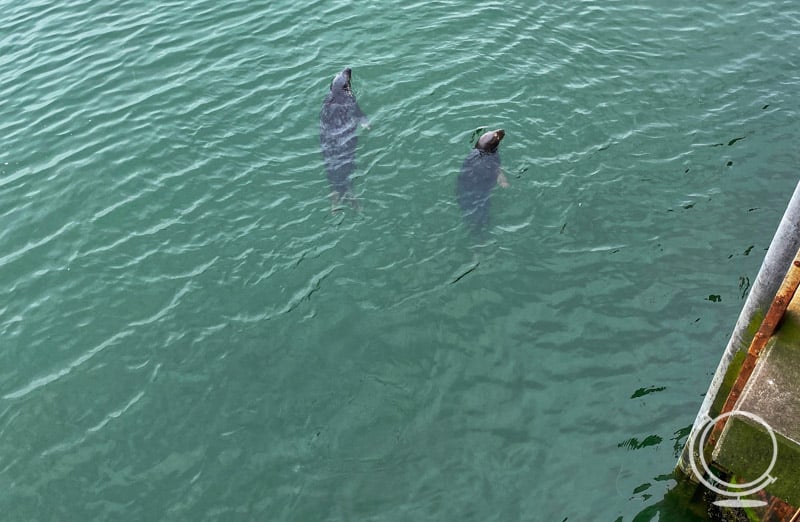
[330,67,353,96]
[476,129,505,153]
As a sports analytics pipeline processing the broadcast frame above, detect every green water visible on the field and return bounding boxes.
[1,0,798,520]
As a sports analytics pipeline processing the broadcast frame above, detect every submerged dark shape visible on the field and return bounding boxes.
[456,129,509,233]
[319,67,368,208]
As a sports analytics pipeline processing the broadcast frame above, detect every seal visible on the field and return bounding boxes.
[456,129,509,233]
[319,67,369,208]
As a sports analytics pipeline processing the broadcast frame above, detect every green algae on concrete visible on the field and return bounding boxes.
[774,307,800,346]
[708,310,766,421]
[712,311,800,506]
[708,347,747,420]
[713,416,800,506]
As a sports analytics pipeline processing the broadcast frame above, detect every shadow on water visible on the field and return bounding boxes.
[627,474,713,522]
[625,471,787,522]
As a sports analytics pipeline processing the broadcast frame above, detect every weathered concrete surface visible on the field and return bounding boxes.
[712,297,800,505]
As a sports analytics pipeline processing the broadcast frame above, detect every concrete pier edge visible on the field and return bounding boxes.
[677,181,800,479]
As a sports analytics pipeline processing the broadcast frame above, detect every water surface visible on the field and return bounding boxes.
[1,0,799,520]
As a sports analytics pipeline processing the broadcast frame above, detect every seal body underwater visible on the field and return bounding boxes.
[319,67,368,208]
[456,129,509,233]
